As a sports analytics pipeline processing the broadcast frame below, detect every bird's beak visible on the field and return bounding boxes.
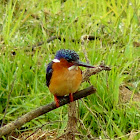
[73,60,95,68]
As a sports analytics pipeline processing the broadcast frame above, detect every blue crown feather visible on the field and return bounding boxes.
[55,49,79,62]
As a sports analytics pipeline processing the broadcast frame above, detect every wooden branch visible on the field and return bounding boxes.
[0,86,96,138]
[82,63,111,82]
[0,64,111,138]
[31,35,99,51]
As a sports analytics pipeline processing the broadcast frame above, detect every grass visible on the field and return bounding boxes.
[0,0,140,139]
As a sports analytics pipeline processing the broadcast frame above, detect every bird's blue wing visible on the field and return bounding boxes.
[46,61,53,87]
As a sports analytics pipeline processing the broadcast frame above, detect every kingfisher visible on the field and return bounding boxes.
[46,49,95,107]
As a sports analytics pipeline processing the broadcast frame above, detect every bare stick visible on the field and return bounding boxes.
[31,35,99,51]
[82,64,111,82]
[0,64,111,138]
[0,86,96,138]
[64,34,97,139]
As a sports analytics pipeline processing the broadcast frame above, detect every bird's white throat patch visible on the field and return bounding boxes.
[53,59,60,63]
[68,65,78,71]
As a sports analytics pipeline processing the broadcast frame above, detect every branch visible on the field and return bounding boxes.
[0,86,96,138]
[0,64,111,137]
[82,63,111,82]
[11,35,99,55]
[31,35,99,51]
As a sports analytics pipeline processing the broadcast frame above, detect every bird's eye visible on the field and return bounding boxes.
[67,59,73,62]
[67,59,71,62]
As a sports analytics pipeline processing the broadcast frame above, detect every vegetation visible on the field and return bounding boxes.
[0,0,140,139]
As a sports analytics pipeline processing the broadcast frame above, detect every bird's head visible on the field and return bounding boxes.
[52,49,95,69]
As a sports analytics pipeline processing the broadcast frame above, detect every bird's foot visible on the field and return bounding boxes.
[69,93,74,102]
[54,95,60,108]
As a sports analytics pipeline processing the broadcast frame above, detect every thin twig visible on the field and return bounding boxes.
[82,64,111,83]
[31,35,99,51]
[115,130,140,140]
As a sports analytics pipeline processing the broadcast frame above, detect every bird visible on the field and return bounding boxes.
[46,49,95,107]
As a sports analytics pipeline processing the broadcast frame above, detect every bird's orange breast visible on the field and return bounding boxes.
[49,59,82,96]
